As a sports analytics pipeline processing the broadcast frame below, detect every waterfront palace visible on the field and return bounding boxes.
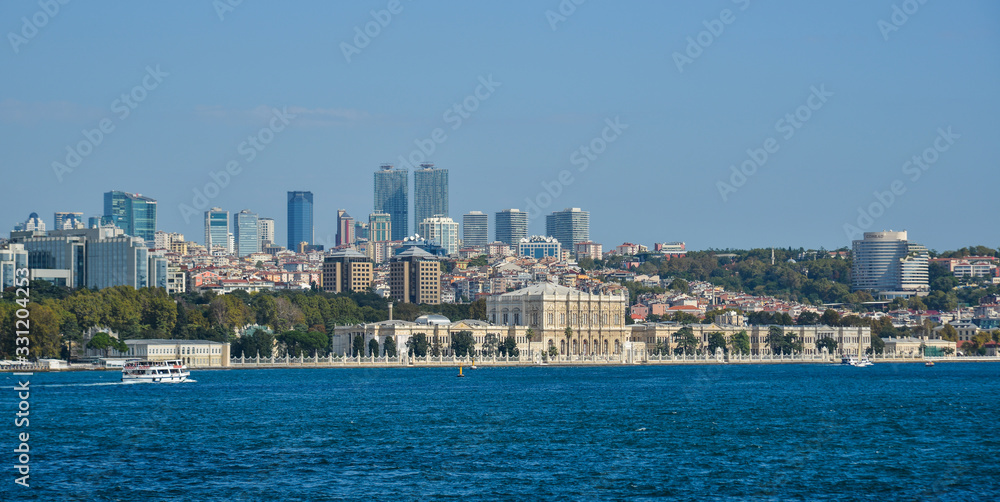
[333,283,875,357]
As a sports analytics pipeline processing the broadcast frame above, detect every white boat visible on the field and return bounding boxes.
[122,359,191,383]
[841,356,873,367]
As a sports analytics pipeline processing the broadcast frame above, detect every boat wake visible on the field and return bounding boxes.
[18,382,132,388]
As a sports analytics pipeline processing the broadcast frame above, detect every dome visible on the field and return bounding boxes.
[415,314,451,325]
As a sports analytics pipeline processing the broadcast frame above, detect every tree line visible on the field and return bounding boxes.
[0,281,487,360]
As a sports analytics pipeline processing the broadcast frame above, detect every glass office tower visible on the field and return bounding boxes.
[374,164,409,241]
[287,191,314,249]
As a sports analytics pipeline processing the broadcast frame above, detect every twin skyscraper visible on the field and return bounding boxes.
[373,163,448,241]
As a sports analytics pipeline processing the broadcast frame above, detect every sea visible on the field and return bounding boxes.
[2,362,999,501]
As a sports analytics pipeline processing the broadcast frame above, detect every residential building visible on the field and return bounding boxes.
[369,212,391,242]
[389,246,440,304]
[495,209,528,245]
[418,215,459,255]
[204,207,230,252]
[463,211,488,247]
[414,163,449,231]
[104,190,157,242]
[0,243,28,289]
[518,235,562,259]
[545,207,589,251]
[258,217,275,247]
[851,231,929,297]
[234,209,260,257]
[287,191,314,249]
[930,256,999,278]
[574,241,603,261]
[655,242,687,256]
[336,210,355,247]
[53,212,85,230]
[322,248,373,293]
[374,164,409,241]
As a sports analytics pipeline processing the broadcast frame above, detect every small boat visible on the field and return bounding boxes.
[925,361,935,367]
[122,359,191,383]
[841,356,873,367]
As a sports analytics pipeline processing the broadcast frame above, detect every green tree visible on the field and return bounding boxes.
[669,278,689,293]
[383,335,397,357]
[468,297,487,320]
[468,255,488,267]
[406,332,429,357]
[673,327,698,355]
[87,332,128,358]
[796,311,821,325]
[368,338,379,357]
[820,309,841,326]
[707,331,727,354]
[430,335,442,357]
[351,333,365,357]
[564,327,573,355]
[234,328,274,358]
[499,334,519,357]
[730,330,750,355]
[939,324,958,342]
[451,330,476,357]
[816,336,839,353]
[281,330,329,357]
[767,326,803,354]
[868,335,885,355]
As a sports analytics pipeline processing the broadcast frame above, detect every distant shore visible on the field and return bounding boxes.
[5,356,998,373]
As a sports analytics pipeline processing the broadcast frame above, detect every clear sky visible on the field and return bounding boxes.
[2,0,997,252]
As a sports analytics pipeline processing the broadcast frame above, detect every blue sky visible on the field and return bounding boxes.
[2,0,997,251]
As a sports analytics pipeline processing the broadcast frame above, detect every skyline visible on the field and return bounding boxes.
[2,1,998,251]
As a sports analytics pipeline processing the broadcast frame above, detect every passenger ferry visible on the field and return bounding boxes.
[841,356,873,367]
[121,359,191,383]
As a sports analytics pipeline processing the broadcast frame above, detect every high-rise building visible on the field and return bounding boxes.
[418,215,459,255]
[322,248,373,294]
[53,212,84,230]
[414,163,448,231]
[851,230,929,297]
[354,221,369,242]
[389,246,440,304]
[287,191,314,249]
[204,208,230,252]
[336,209,355,247]
[369,212,391,242]
[14,226,166,289]
[462,211,488,247]
[258,217,275,247]
[103,191,157,243]
[373,164,408,241]
[545,207,590,251]
[234,209,260,257]
[495,209,528,246]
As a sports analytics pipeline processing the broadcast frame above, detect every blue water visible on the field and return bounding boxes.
[3,363,1000,501]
